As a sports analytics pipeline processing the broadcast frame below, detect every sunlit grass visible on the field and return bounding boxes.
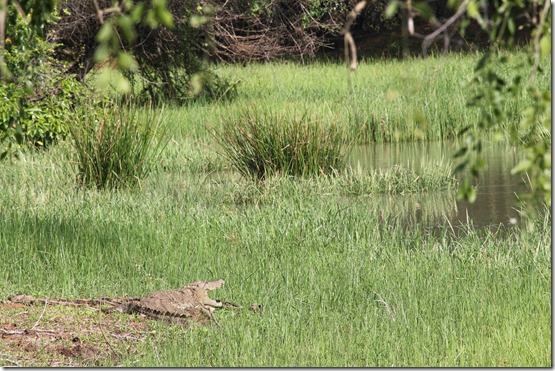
[214,106,350,179]
[0,52,550,367]
[91,52,550,145]
[0,143,550,366]
[70,103,167,190]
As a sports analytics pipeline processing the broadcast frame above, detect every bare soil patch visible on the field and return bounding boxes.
[0,302,153,367]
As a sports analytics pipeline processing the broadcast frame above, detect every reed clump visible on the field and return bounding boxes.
[215,107,350,180]
[70,102,167,190]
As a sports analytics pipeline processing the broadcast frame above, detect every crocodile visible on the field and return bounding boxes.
[6,279,239,326]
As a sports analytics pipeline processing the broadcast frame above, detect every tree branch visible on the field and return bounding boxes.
[421,0,469,56]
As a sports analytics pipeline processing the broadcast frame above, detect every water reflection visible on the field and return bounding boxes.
[349,141,529,231]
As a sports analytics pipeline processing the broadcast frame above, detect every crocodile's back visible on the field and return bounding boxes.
[128,289,211,325]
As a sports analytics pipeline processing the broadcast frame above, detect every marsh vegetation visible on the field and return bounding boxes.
[0,51,551,366]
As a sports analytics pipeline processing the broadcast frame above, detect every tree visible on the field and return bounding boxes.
[0,0,174,157]
[48,0,231,102]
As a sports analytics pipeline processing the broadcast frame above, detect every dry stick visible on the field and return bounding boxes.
[92,0,104,24]
[11,0,26,20]
[422,0,469,56]
[0,354,22,367]
[96,315,120,359]
[406,0,415,36]
[92,0,122,24]
[342,1,367,139]
[31,302,48,330]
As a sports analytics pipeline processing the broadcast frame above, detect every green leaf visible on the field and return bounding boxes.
[158,10,174,28]
[14,131,24,145]
[539,35,551,59]
[114,76,131,94]
[117,52,137,71]
[130,4,145,23]
[456,178,472,200]
[453,159,469,174]
[94,44,111,63]
[117,15,136,43]
[122,0,134,11]
[413,2,434,20]
[96,22,113,43]
[385,1,398,19]
[190,15,209,28]
[507,18,515,35]
[146,10,158,28]
[511,159,532,174]
[466,0,480,20]
[189,73,203,96]
[475,53,489,72]
[467,187,477,203]
[457,126,471,136]
[152,0,174,28]
[475,156,485,170]
[453,146,467,158]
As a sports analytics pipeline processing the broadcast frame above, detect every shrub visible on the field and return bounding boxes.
[1,9,89,152]
[49,0,237,104]
[70,102,167,190]
[214,107,350,180]
[0,78,86,148]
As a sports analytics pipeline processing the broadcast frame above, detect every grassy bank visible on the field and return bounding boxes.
[0,141,550,366]
[0,52,551,366]
[136,51,549,144]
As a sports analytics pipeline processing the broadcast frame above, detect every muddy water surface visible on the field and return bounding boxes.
[349,140,530,231]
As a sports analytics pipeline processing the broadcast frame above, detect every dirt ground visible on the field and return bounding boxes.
[0,301,154,367]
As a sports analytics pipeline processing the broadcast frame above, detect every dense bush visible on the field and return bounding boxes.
[48,0,235,103]
[0,11,89,150]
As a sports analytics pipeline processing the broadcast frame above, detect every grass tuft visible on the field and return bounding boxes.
[70,102,167,190]
[214,107,350,180]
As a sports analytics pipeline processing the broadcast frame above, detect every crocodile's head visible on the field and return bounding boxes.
[188,279,225,292]
[183,279,225,309]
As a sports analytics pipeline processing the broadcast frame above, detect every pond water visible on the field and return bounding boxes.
[349,140,530,232]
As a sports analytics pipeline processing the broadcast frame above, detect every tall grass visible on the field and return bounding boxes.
[0,145,550,366]
[214,107,350,179]
[211,53,550,143]
[95,53,549,145]
[70,102,167,190]
[0,53,550,367]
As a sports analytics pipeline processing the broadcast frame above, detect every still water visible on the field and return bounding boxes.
[348,141,530,231]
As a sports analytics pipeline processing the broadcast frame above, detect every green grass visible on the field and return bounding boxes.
[0,141,550,367]
[338,161,458,195]
[91,52,550,144]
[70,103,167,190]
[0,52,551,366]
[214,106,350,179]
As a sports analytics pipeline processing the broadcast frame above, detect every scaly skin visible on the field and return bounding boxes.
[6,279,233,325]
